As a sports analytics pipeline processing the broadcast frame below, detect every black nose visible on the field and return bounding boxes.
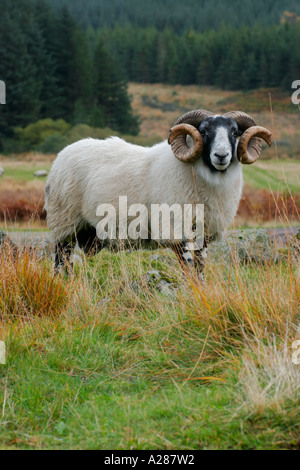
[214,153,229,161]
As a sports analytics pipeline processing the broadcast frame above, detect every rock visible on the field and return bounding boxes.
[0,230,7,244]
[26,238,52,258]
[145,269,178,298]
[290,229,300,263]
[0,167,4,176]
[72,253,83,265]
[129,269,179,298]
[34,170,48,177]
[145,270,162,283]
[156,280,177,299]
[97,297,112,307]
[150,254,161,261]
[0,230,18,253]
[209,229,281,264]
[129,280,140,293]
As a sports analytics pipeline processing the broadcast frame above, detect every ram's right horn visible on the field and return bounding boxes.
[168,109,214,163]
[168,123,204,162]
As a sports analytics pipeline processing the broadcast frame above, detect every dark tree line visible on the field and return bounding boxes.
[97,23,300,92]
[0,0,139,147]
[0,0,299,150]
[47,0,300,33]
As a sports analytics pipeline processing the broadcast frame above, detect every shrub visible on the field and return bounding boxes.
[0,187,46,221]
[14,119,71,150]
[37,133,68,154]
[0,247,72,320]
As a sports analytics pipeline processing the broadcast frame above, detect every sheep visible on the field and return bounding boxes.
[45,109,272,278]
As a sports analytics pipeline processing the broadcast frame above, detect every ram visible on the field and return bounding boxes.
[45,109,272,278]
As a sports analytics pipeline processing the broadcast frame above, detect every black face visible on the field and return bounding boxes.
[198,116,241,172]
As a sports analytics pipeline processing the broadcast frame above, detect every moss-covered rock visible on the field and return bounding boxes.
[130,269,179,298]
[0,230,18,255]
[208,229,281,264]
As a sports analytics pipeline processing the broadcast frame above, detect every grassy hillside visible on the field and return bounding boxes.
[0,239,299,449]
[129,84,300,161]
[243,160,300,193]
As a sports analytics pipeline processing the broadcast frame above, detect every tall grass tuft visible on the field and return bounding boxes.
[238,337,300,414]
[185,257,300,348]
[0,246,72,320]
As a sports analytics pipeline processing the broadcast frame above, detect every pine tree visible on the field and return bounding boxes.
[48,7,93,121]
[0,4,42,146]
[93,39,139,135]
[32,0,64,119]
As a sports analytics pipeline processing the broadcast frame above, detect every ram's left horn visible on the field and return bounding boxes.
[237,126,272,164]
[168,123,204,163]
[224,111,272,165]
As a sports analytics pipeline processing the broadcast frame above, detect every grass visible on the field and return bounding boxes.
[0,240,299,449]
[0,83,299,448]
[244,160,300,193]
[128,84,300,161]
[2,159,298,194]
[0,227,49,233]
[0,248,70,318]
[0,163,51,183]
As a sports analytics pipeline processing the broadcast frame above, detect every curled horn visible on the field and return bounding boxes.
[225,111,272,164]
[168,109,214,162]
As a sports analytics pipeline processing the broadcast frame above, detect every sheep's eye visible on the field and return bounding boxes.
[233,131,238,137]
[200,131,206,137]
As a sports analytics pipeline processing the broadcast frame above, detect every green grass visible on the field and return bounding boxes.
[1,159,300,193]
[243,160,300,193]
[0,342,292,450]
[0,227,49,232]
[0,246,299,450]
[1,319,298,450]
[1,165,51,182]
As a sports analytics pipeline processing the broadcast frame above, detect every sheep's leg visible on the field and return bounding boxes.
[172,242,194,270]
[54,240,74,274]
[76,225,104,256]
[193,240,208,282]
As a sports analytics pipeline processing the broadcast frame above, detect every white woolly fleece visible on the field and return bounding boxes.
[45,137,243,243]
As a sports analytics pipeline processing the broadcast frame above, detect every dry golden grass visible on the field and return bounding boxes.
[0,246,72,320]
[129,83,300,160]
[0,230,299,449]
[0,183,46,223]
[239,338,300,414]
[0,153,56,163]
